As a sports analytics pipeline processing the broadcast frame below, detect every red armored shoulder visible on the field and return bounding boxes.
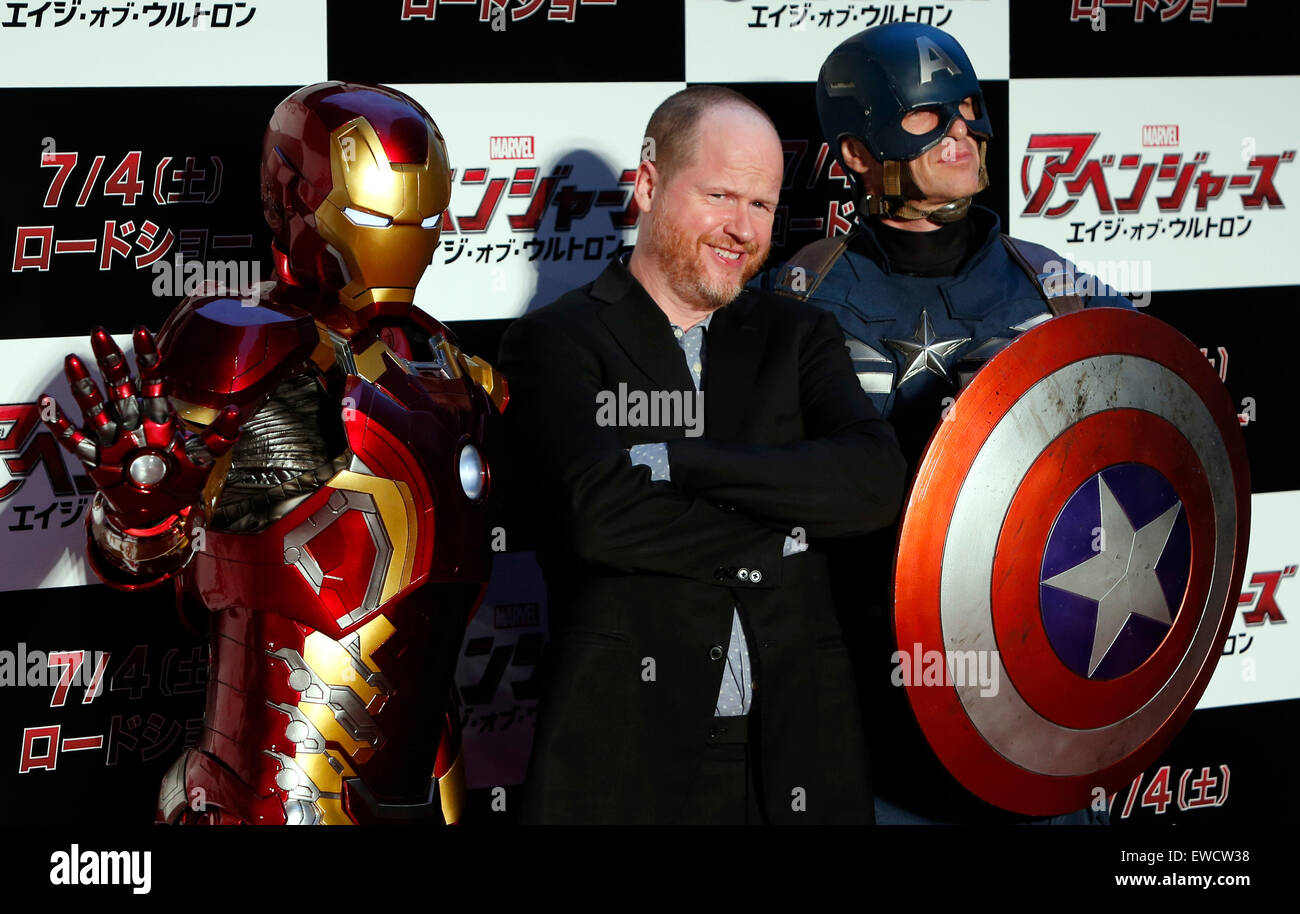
[156,292,321,421]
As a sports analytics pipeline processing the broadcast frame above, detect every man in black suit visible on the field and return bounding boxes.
[498,86,907,824]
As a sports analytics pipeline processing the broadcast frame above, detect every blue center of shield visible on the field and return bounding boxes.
[1039,463,1191,680]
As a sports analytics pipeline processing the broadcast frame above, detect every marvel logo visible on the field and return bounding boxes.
[489,135,535,160]
[494,601,540,629]
[1141,124,1180,147]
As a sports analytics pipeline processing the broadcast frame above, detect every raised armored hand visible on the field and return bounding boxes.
[41,325,240,582]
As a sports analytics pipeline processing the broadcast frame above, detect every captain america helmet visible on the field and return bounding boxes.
[816,23,992,220]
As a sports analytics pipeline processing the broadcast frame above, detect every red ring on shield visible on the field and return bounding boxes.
[894,308,1251,816]
[991,408,1215,730]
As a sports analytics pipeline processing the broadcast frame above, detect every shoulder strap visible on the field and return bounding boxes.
[773,234,852,301]
[1000,234,1085,317]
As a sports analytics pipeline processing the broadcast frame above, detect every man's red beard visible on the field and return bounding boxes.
[648,205,768,312]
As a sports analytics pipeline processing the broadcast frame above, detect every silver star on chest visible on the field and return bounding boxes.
[883,310,970,386]
[1042,475,1182,677]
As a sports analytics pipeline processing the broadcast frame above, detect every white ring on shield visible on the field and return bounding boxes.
[939,354,1236,777]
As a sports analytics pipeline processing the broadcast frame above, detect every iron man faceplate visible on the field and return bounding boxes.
[64,82,506,824]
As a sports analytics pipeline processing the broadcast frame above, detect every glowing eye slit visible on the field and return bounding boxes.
[421,213,442,229]
[342,206,392,228]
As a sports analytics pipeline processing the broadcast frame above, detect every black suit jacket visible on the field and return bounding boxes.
[497,257,907,824]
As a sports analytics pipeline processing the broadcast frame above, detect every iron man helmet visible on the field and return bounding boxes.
[261,81,451,323]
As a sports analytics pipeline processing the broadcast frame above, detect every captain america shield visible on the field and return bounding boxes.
[893,307,1250,816]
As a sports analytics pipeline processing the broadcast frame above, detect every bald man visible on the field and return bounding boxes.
[498,86,907,824]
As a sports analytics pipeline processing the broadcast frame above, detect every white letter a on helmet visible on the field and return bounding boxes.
[916,36,961,84]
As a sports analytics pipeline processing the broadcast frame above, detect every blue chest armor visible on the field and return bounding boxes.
[758,207,1133,460]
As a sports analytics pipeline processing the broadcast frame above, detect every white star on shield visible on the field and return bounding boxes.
[883,310,970,386]
[1041,474,1183,677]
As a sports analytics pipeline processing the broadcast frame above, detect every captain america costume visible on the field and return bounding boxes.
[753,202,1135,823]
[746,19,1157,823]
[766,205,1134,463]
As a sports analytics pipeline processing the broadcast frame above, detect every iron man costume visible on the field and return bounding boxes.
[42,82,506,824]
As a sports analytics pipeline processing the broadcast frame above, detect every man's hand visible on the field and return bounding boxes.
[41,325,240,532]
